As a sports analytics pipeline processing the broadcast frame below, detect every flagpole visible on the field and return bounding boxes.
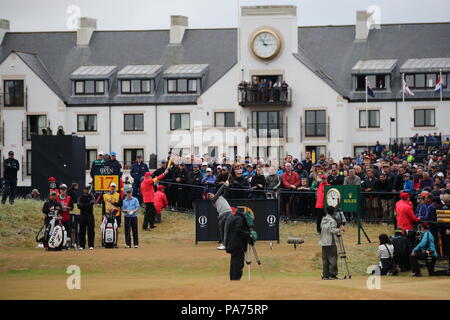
[365,76,369,152]
[440,69,443,102]
[402,73,405,103]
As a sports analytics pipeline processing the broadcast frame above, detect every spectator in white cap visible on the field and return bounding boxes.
[201,161,209,176]
[90,151,105,180]
[202,167,216,195]
[102,182,122,247]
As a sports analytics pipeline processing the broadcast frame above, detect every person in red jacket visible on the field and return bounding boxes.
[315,174,330,233]
[56,184,74,243]
[281,163,300,219]
[154,185,168,223]
[140,169,168,230]
[395,192,420,235]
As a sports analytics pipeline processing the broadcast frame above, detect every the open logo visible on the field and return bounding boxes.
[267,214,276,227]
[198,215,208,227]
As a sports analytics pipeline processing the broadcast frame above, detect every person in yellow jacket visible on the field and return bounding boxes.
[103,183,123,248]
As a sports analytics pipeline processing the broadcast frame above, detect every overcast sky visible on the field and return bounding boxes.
[1,0,449,32]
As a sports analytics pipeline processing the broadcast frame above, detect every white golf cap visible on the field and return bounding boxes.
[206,168,212,172]
[110,183,117,187]
[98,151,104,156]
[202,162,208,166]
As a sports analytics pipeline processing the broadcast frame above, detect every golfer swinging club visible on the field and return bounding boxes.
[207,176,232,250]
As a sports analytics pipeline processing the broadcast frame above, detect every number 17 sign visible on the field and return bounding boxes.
[94,175,119,191]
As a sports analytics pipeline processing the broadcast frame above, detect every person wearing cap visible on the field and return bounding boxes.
[189,164,204,208]
[154,185,168,223]
[416,191,430,219]
[42,191,63,227]
[200,162,209,176]
[89,151,105,180]
[207,180,233,250]
[202,168,216,195]
[419,194,438,222]
[315,173,330,232]
[122,189,140,248]
[130,155,149,201]
[391,228,412,272]
[77,185,96,250]
[410,222,438,277]
[395,192,419,234]
[105,151,123,178]
[361,168,379,219]
[402,173,414,193]
[26,189,41,201]
[57,184,75,243]
[173,162,190,211]
[2,151,20,205]
[141,167,169,230]
[103,183,122,247]
[47,177,60,197]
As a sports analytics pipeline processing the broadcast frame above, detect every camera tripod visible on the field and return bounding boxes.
[333,233,351,279]
[245,243,265,280]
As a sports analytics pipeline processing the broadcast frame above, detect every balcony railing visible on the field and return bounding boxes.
[247,123,286,139]
[238,87,291,106]
[300,122,330,141]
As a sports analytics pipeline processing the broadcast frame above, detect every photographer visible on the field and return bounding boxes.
[410,223,438,277]
[376,234,395,275]
[320,206,344,280]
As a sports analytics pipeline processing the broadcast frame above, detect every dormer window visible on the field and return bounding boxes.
[404,73,447,89]
[117,65,161,95]
[401,58,450,90]
[163,64,208,95]
[71,65,117,96]
[352,59,397,92]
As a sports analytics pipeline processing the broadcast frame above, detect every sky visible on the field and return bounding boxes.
[1,0,449,32]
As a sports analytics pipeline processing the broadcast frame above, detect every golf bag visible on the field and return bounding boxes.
[101,213,117,248]
[43,214,68,251]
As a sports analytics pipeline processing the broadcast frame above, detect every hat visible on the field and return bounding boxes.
[419,191,430,198]
[157,185,165,191]
[400,192,410,200]
[125,188,132,193]
[321,174,327,179]
[247,164,253,168]
[179,161,185,166]
[217,165,222,170]
[98,151,104,156]
[206,168,212,172]
[193,164,199,168]
[32,189,40,194]
[202,162,208,166]
[48,177,56,182]
[50,190,57,195]
[144,172,152,177]
[111,151,117,156]
[161,159,167,163]
[60,184,67,189]
[8,151,14,155]
[110,183,117,187]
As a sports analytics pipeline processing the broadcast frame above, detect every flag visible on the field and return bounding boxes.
[434,74,444,92]
[366,80,375,97]
[403,80,414,96]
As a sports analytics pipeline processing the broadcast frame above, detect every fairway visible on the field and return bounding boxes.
[1,200,449,300]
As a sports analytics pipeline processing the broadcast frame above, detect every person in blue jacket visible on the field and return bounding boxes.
[410,222,438,276]
[402,173,414,193]
[419,194,437,222]
[130,155,149,201]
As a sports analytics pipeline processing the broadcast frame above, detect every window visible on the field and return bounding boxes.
[124,114,144,131]
[356,75,387,91]
[359,110,380,128]
[124,148,144,170]
[252,111,283,138]
[208,146,218,158]
[215,112,235,127]
[167,78,198,93]
[252,146,284,163]
[27,115,47,140]
[305,110,326,137]
[121,79,153,94]
[74,80,106,95]
[26,150,32,176]
[170,113,190,130]
[4,80,24,106]
[77,114,97,132]
[414,109,435,127]
[85,149,97,170]
[354,146,376,157]
[406,73,447,89]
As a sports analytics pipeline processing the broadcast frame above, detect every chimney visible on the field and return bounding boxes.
[0,19,10,45]
[355,10,369,41]
[170,15,188,44]
[77,17,97,46]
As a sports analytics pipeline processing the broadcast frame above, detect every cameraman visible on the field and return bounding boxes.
[410,222,438,277]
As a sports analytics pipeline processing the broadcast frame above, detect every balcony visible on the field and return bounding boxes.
[247,123,287,139]
[238,87,291,106]
[300,122,330,141]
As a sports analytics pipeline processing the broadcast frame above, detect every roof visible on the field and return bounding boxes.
[298,22,450,101]
[400,57,450,73]
[351,59,397,74]
[163,64,209,78]
[0,29,237,105]
[117,65,162,78]
[71,65,117,79]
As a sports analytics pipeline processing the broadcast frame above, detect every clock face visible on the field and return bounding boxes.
[251,30,281,60]
[326,188,341,208]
